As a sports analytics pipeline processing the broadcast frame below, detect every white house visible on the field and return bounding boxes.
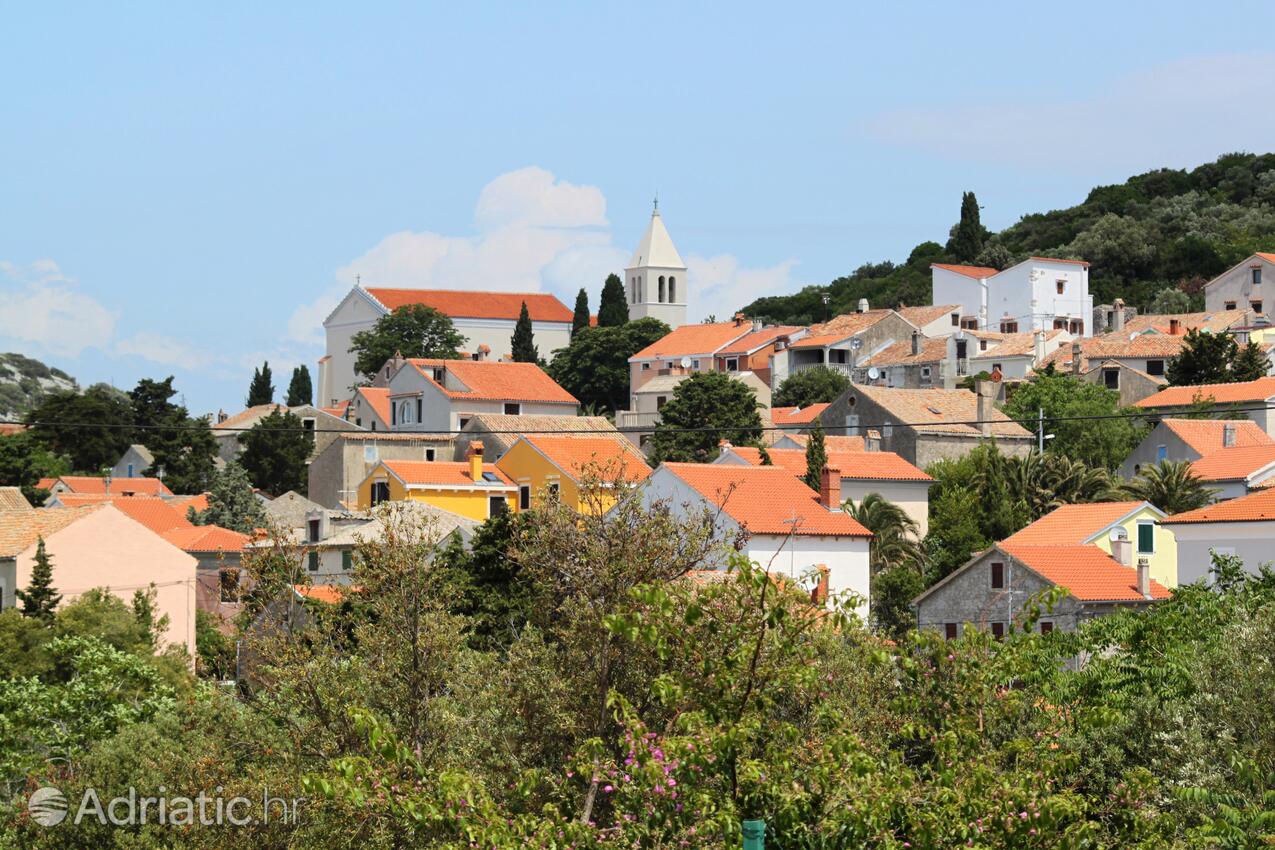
[1161,487,1275,583]
[384,357,578,434]
[932,258,1092,337]
[318,288,575,406]
[641,463,873,615]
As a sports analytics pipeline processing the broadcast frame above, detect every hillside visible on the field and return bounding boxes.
[0,352,77,420]
[742,152,1275,324]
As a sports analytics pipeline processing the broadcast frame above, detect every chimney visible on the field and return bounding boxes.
[1136,557,1151,599]
[466,441,485,482]
[1033,329,1046,364]
[1169,318,1181,335]
[819,465,840,509]
[1113,298,1126,332]
[1071,341,1083,376]
[810,564,830,607]
[218,409,228,424]
[989,365,1004,383]
[864,429,881,452]
[975,381,994,437]
[475,344,491,362]
[752,319,763,332]
[734,312,746,326]
[1223,422,1237,448]
[1111,536,1132,567]
[910,331,921,356]
[857,298,870,313]
[718,438,732,451]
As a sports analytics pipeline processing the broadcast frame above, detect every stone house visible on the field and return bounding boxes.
[307,432,456,509]
[1119,418,1273,480]
[453,413,618,463]
[1135,377,1275,438]
[1202,252,1275,317]
[111,444,156,479]
[776,307,917,389]
[211,403,362,464]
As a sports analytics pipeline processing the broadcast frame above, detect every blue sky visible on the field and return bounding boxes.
[3,1,1274,413]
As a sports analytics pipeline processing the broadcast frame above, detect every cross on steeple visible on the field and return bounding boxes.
[653,194,658,212]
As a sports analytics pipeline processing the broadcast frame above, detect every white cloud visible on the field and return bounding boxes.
[113,332,215,370]
[0,260,117,357]
[687,254,800,322]
[867,53,1275,172]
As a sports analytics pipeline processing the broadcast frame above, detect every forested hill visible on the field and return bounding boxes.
[0,353,77,421]
[742,152,1275,325]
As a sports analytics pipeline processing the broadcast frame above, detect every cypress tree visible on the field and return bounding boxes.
[572,288,591,337]
[246,361,275,407]
[802,421,828,492]
[17,538,61,622]
[286,365,313,407]
[948,191,986,262]
[598,274,629,327]
[511,302,539,363]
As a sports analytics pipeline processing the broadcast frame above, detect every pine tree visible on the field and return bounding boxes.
[286,365,313,406]
[802,420,828,492]
[190,462,267,533]
[246,361,275,407]
[17,538,61,622]
[1232,341,1270,383]
[511,302,539,363]
[598,274,629,327]
[572,288,591,337]
[948,191,986,262]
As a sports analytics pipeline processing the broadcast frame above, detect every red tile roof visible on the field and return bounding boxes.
[1162,486,1275,524]
[515,435,651,482]
[717,326,804,356]
[356,386,392,424]
[779,434,866,451]
[52,494,192,534]
[320,400,350,419]
[931,263,998,279]
[1002,544,1169,602]
[168,493,211,515]
[43,476,173,497]
[1188,444,1275,482]
[365,289,573,322]
[292,584,352,604]
[1029,256,1090,267]
[770,404,830,426]
[408,359,578,405]
[897,304,961,328]
[1161,418,1273,455]
[660,463,872,537]
[162,525,249,553]
[382,459,515,488]
[631,322,754,359]
[1135,377,1275,408]
[1002,501,1151,546]
[0,505,102,558]
[725,447,932,482]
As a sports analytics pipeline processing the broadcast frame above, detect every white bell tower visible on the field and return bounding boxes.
[626,200,688,327]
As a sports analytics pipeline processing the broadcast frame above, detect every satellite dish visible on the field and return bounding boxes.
[850,337,864,351]
[680,356,693,369]
[1110,527,1128,541]
[867,366,881,381]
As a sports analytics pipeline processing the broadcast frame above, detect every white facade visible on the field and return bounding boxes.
[932,259,1093,338]
[1166,521,1275,584]
[626,206,688,327]
[1203,253,1275,316]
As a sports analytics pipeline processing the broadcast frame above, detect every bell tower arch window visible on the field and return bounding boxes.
[658,276,666,303]
[668,276,676,302]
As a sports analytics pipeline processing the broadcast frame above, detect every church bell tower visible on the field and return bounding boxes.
[625,201,688,327]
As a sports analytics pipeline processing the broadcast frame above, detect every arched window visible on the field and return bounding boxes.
[631,277,637,303]
[398,401,413,425]
[658,276,666,303]
[668,276,676,302]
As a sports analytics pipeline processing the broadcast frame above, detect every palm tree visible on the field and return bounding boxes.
[1125,460,1215,514]
[1002,452,1123,520]
[845,493,924,573]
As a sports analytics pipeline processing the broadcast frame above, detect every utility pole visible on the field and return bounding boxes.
[1038,407,1044,453]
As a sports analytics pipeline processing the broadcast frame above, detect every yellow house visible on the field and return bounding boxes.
[496,435,651,515]
[356,442,516,521]
[1001,500,1179,588]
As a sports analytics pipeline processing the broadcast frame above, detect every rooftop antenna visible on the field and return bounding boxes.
[355,273,361,286]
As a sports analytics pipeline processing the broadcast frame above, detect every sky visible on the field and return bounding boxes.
[3,1,1275,414]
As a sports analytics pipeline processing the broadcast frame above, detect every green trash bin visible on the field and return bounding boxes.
[742,819,765,850]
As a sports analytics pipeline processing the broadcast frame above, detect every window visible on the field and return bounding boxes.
[1056,279,1066,295]
[308,519,321,543]
[415,399,422,423]
[219,569,239,603]
[424,448,436,461]
[668,276,676,302]
[991,621,1005,640]
[944,623,958,639]
[990,561,1005,589]
[725,358,739,371]
[979,340,988,351]
[1144,359,1166,376]
[1069,319,1084,335]
[658,276,666,303]
[390,403,395,426]
[1253,300,1264,313]
[307,551,319,572]
[829,349,848,364]
[370,481,390,506]
[1156,444,1167,462]
[920,366,932,383]
[546,481,560,501]
[656,396,667,410]
[355,417,363,427]
[1104,369,1120,390]
[882,420,893,439]
[364,445,378,463]
[126,463,134,477]
[1053,318,1067,330]
[432,367,444,383]
[950,313,960,327]
[1137,521,1155,554]
[303,418,316,442]
[371,422,377,431]
[961,317,979,330]
[504,402,521,415]
[398,401,413,425]
[519,485,531,510]
[1226,301,1237,310]
[489,495,507,517]
[992,363,1002,373]
[1040,620,1054,634]
[1000,320,1018,333]
[642,363,650,371]
[341,550,352,571]
[458,417,470,431]
[844,414,860,436]
[1254,267,1263,285]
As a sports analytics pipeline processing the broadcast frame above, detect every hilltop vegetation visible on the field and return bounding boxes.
[743,152,1275,324]
[0,353,76,421]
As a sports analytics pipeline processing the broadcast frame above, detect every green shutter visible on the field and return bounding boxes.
[341,551,352,571]
[1137,523,1154,554]
[308,551,319,571]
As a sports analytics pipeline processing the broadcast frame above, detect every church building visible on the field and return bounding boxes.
[625,203,688,328]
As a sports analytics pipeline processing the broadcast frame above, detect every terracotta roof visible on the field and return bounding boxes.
[659,463,872,537]
[860,336,950,367]
[717,326,804,356]
[0,423,27,437]
[1161,419,1273,455]
[1029,256,1090,267]
[770,404,830,426]
[364,289,573,322]
[849,385,1032,438]
[1123,310,1248,334]
[1002,544,1169,602]
[0,487,31,512]
[320,400,350,419]
[460,414,618,456]
[898,305,961,328]
[1037,334,1188,374]
[0,505,102,557]
[355,387,391,424]
[779,434,866,451]
[515,435,651,482]
[1002,501,1152,546]
[212,404,285,433]
[1162,486,1275,524]
[381,459,515,488]
[338,432,456,442]
[931,263,998,279]
[975,329,1067,359]
[292,584,352,604]
[407,359,577,405]
[1257,252,1275,264]
[161,525,249,553]
[1189,444,1275,482]
[790,310,899,349]
[726,446,932,482]
[1135,377,1275,409]
[631,322,754,359]
[168,493,211,514]
[51,494,192,534]
[43,476,173,497]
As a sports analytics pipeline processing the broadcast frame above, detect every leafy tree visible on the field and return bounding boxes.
[597,273,629,327]
[1125,459,1215,514]
[128,376,218,493]
[246,360,275,407]
[1167,328,1241,385]
[1147,285,1192,314]
[1233,340,1270,382]
[772,366,851,408]
[802,420,828,491]
[195,610,235,680]
[1002,370,1147,469]
[546,317,670,413]
[237,410,311,496]
[16,538,61,622]
[846,493,926,638]
[510,301,538,363]
[650,372,763,462]
[430,509,531,651]
[571,288,590,337]
[130,585,170,653]
[350,305,467,382]
[947,190,987,261]
[0,430,69,503]
[286,365,313,406]
[24,384,134,472]
[973,236,1013,270]
[190,461,267,533]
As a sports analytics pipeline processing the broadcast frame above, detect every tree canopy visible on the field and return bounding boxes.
[571,288,590,337]
[772,366,851,408]
[350,305,467,382]
[1002,370,1147,470]
[128,376,218,494]
[649,371,763,462]
[510,301,538,363]
[597,273,629,327]
[1166,327,1269,385]
[24,384,134,473]
[190,461,267,533]
[236,409,311,496]
[286,365,313,407]
[546,317,670,413]
[246,361,274,407]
